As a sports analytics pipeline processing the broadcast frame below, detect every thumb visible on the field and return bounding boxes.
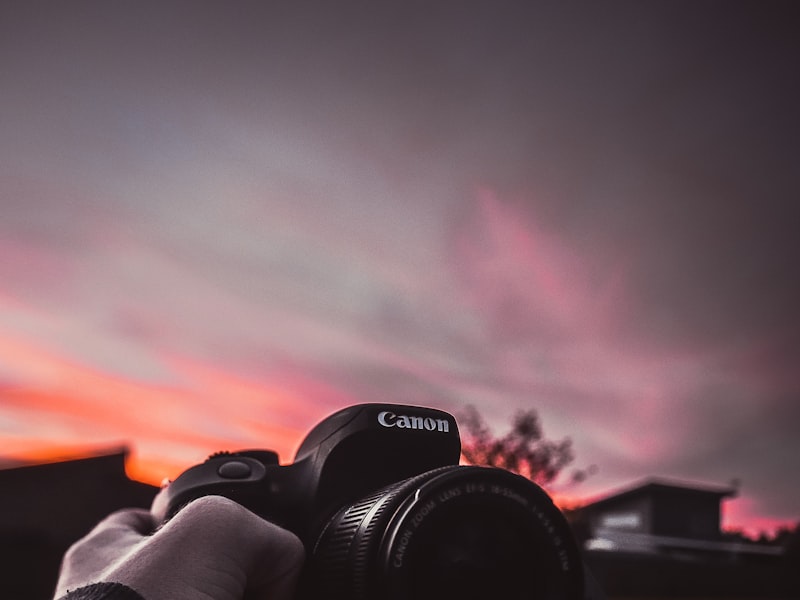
[242,517,305,600]
[195,498,305,600]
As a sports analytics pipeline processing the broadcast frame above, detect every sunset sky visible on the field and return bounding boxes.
[1,2,798,537]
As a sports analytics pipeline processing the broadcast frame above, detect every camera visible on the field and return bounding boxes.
[153,403,592,600]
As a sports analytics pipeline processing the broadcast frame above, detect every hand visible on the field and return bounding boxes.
[55,495,305,600]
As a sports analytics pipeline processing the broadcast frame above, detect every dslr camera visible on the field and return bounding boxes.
[153,403,596,600]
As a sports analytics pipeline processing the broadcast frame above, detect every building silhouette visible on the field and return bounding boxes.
[575,478,796,598]
[0,450,158,600]
[581,478,740,555]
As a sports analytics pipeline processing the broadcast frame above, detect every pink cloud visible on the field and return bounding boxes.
[452,188,630,342]
[722,495,795,539]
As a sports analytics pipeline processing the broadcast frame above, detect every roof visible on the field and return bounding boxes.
[582,477,738,511]
[1,444,127,464]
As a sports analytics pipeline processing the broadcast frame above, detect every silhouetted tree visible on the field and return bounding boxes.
[457,404,581,486]
[723,522,800,548]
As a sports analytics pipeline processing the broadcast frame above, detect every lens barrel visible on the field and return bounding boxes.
[309,466,584,600]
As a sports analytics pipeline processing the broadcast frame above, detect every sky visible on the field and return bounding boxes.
[1,1,799,537]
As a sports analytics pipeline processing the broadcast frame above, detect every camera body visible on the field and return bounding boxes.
[154,403,593,600]
[152,404,461,536]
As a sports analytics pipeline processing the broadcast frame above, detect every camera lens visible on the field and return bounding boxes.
[310,466,584,600]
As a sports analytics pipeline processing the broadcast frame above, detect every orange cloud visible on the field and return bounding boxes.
[0,334,357,485]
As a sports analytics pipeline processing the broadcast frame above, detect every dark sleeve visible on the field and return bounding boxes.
[57,582,146,600]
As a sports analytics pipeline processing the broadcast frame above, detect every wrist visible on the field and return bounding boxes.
[57,582,146,600]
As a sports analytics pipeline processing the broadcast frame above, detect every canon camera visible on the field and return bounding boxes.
[153,403,593,600]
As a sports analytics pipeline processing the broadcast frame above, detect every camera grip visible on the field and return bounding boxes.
[151,454,271,523]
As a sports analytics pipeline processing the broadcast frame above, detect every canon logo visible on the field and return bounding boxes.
[377,411,450,433]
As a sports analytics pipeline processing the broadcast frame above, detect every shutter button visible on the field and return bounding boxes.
[218,460,252,479]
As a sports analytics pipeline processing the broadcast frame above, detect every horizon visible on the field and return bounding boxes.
[0,411,792,539]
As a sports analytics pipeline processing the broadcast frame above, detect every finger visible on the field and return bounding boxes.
[55,509,153,598]
[92,508,155,536]
[73,509,154,565]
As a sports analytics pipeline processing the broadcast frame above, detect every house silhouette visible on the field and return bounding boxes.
[580,478,747,555]
[0,449,158,600]
[574,478,796,598]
